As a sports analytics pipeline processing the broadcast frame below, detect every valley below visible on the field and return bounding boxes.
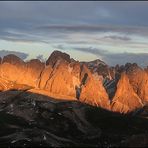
[1,90,148,147]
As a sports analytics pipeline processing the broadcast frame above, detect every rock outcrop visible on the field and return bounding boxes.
[0,51,111,110]
[111,72,143,113]
[79,64,110,109]
[46,50,71,66]
[39,65,53,89]
[23,59,45,87]
[0,55,44,88]
[137,72,148,103]
[0,54,26,84]
[2,54,25,65]
[126,64,148,103]
[0,50,147,113]
[44,60,81,98]
[126,64,144,93]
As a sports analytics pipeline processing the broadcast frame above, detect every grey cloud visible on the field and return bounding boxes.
[1,1,148,42]
[0,50,28,60]
[0,1,148,44]
[35,24,148,38]
[103,35,131,41]
[0,1,148,26]
[0,2,115,25]
[74,47,108,55]
[0,24,147,44]
[0,29,49,44]
[0,37,41,44]
[38,24,148,37]
[53,44,66,50]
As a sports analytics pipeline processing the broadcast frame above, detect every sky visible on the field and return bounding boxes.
[0,1,148,67]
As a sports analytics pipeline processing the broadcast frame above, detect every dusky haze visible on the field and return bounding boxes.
[0,1,148,66]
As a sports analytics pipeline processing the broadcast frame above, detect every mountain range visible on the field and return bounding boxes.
[0,50,148,147]
[0,50,147,113]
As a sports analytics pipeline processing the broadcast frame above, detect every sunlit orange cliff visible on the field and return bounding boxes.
[0,50,148,113]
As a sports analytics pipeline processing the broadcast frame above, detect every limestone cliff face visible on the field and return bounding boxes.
[38,65,53,89]
[126,64,144,93]
[145,67,148,74]
[126,64,148,103]
[0,78,13,91]
[45,60,81,98]
[111,73,143,113]
[138,72,148,103]
[0,51,147,113]
[40,51,81,98]
[0,54,26,84]
[2,54,25,65]
[79,64,110,109]
[23,59,45,87]
[0,55,44,87]
[0,51,111,110]
[46,50,71,66]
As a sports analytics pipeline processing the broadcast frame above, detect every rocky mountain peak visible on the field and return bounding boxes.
[46,50,71,67]
[111,72,143,113]
[2,54,25,65]
[0,50,147,114]
[79,64,110,109]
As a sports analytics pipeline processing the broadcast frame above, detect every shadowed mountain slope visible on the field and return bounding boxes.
[0,90,148,147]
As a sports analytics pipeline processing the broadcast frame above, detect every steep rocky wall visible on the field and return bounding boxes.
[0,51,147,113]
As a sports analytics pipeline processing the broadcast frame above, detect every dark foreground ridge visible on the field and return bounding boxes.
[0,90,148,147]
